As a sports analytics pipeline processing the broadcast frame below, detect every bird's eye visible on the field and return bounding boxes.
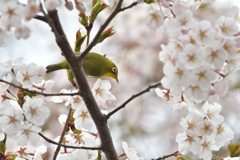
[112,67,117,74]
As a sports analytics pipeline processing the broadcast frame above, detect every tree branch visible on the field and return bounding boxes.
[105,81,161,120]
[118,2,138,12]
[39,2,62,40]
[39,132,102,150]
[53,106,72,160]
[0,79,83,97]
[39,0,139,159]
[152,151,179,160]
[34,15,47,23]
[78,0,138,60]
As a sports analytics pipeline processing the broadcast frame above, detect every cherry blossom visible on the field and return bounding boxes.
[178,44,206,69]
[122,142,144,160]
[180,112,203,135]
[192,20,216,45]
[16,145,35,160]
[0,73,12,93]
[68,90,85,109]
[52,89,71,106]
[184,85,208,103]
[198,136,219,160]
[145,9,165,30]
[16,121,42,145]
[0,25,9,46]
[205,40,228,69]
[190,65,218,91]
[25,0,39,21]
[217,16,238,37]
[214,125,234,147]
[197,119,215,136]
[0,57,23,71]
[15,24,31,40]
[23,97,50,125]
[0,0,25,28]
[0,107,24,136]
[44,0,60,11]
[33,145,47,160]
[229,6,240,23]
[176,132,200,155]
[16,63,42,88]
[92,79,116,110]
[167,9,195,30]
[161,62,190,96]
[202,101,224,125]
[73,106,94,130]
[58,148,98,160]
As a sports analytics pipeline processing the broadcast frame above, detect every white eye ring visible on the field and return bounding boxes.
[112,67,117,73]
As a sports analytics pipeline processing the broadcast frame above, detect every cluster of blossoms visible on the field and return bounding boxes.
[52,79,116,130]
[0,58,50,159]
[0,0,61,45]
[0,0,144,159]
[176,102,233,160]
[148,0,240,159]
[0,0,117,46]
[0,57,141,159]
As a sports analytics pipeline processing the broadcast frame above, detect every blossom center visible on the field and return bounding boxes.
[176,69,183,78]
[200,30,207,39]
[9,116,16,123]
[201,141,210,149]
[197,72,206,79]
[30,107,37,115]
[7,8,15,17]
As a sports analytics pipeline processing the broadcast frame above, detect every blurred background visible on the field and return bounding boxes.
[1,0,240,159]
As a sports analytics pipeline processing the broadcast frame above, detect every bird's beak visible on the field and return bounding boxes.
[115,75,119,83]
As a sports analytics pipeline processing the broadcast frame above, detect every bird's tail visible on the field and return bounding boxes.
[46,64,62,73]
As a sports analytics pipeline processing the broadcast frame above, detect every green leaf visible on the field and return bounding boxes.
[229,144,240,157]
[90,1,108,25]
[78,13,88,27]
[67,70,75,82]
[75,29,86,52]
[144,0,155,4]
[24,91,37,98]
[75,35,86,52]
[97,27,116,43]
[97,150,102,160]
[0,142,6,153]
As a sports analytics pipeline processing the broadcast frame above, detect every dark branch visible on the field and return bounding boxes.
[105,81,161,120]
[34,15,47,23]
[53,107,72,160]
[118,2,138,12]
[39,2,61,39]
[0,79,83,97]
[39,133,102,150]
[152,151,179,160]
[37,0,140,159]
[78,0,139,60]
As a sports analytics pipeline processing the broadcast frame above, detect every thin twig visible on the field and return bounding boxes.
[78,0,139,60]
[39,132,102,150]
[0,79,83,97]
[86,28,91,46]
[152,151,179,160]
[118,2,138,12]
[34,15,47,23]
[53,106,72,160]
[39,2,61,40]
[105,81,161,120]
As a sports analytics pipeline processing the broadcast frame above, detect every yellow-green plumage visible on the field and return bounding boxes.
[46,52,118,82]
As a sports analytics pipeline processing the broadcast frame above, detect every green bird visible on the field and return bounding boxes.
[46,52,119,82]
